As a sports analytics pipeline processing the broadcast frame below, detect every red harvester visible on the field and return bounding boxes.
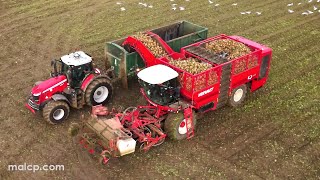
[72,33,272,164]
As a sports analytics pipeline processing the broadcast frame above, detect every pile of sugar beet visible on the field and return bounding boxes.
[134,33,252,75]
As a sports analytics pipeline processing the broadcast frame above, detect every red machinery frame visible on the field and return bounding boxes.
[123,33,272,111]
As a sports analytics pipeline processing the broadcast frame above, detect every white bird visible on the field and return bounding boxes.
[302,12,309,15]
[232,3,238,6]
[185,0,190,1]
[148,5,153,8]
[179,6,185,10]
[170,0,174,1]
[317,0,320,2]
[288,9,294,13]
[240,12,246,14]
[308,0,312,3]
[209,0,214,4]
[139,2,147,7]
[318,9,320,12]
[215,4,220,7]
[314,6,318,10]
[256,12,262,15]
[246,11,251,14]
[287,3,293,6]
[307,10,313,14]
[116,2,122,5]
[120,7,126,11]
[172,7,177,10]
[172,3,177,6]
[298,2,302,5]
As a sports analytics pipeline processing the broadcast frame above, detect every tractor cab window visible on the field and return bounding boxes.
[52,60,70,76]
[69,63,93,88]
[61,62,69,74]
[139,78,180,106]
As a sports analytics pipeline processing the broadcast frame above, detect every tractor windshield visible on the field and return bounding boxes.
[139,78,180,106]
[53,60,69,75]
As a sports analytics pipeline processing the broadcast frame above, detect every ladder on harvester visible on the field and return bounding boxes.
[184,108,194,139]
[216,63,232,108]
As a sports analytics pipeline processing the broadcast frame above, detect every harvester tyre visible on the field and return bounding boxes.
[164,111,197,140]
[229,84,247,107]
[85,78,113,106]
[43,100,70,124]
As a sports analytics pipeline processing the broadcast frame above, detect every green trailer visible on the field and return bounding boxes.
[105,21,208,88]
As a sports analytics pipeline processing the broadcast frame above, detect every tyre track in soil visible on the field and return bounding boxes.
[0,0,318,179]
[0,5,80,180]
[256,15,320,42]
[81,0,280,43]
[0,0,112,35]
[190,0,305,37]
[105,1,277,38]
[227,113,320,179]
[189,41,320,177]
[237,3,319,35]
[197,63,320,161]
[245,82,319,178]
[200,67,320,178]
[178,140,263,179]
[0,2,119,178]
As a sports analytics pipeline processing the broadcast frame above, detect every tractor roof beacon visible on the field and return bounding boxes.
[61,51,92,66]
[137,64,178,84]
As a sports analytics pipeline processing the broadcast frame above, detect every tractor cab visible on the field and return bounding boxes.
[137,64,180,106]
[51,51,94,88]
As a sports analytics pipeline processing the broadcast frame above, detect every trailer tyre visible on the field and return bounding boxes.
[229,84,247,107]
[164,111,197,140]
[85,78,113,106]
[43,100,70,124]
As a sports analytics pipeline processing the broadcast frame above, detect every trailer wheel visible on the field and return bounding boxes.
[85,78,113,106]
[164,111,197,140]
[43,100,70,124]
[229,84,247,107]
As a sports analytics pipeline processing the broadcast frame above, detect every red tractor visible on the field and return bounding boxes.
[26,51,113,124]
[71,34,272,164]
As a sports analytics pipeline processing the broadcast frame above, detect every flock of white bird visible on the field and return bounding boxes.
[287,0,320,15]
[115,0,320,17]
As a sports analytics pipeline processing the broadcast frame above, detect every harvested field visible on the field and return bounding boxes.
[0,0,319,179]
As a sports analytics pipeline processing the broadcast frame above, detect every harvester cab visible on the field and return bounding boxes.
[137,64,180,106]
[26,51,113,124]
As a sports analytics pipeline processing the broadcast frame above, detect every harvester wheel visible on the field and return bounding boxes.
[164,111,197,140]
[229,84,247,107]
[85,78,113,106]
[43,100,70,124]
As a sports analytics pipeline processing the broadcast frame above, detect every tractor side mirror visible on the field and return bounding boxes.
[50,59,58,77]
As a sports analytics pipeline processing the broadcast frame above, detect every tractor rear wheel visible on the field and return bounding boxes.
[85,78,113,106]
[229,84,247,107]
[43,100,70,124]
[164,111,197,140]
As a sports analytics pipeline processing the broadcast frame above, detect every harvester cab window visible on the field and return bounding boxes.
[139,78,180,106]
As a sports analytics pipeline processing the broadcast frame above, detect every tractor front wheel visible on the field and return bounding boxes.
[164,111,197,140]
[229,84,247,107]
[43,100,70,124]
[85,78,113,106]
